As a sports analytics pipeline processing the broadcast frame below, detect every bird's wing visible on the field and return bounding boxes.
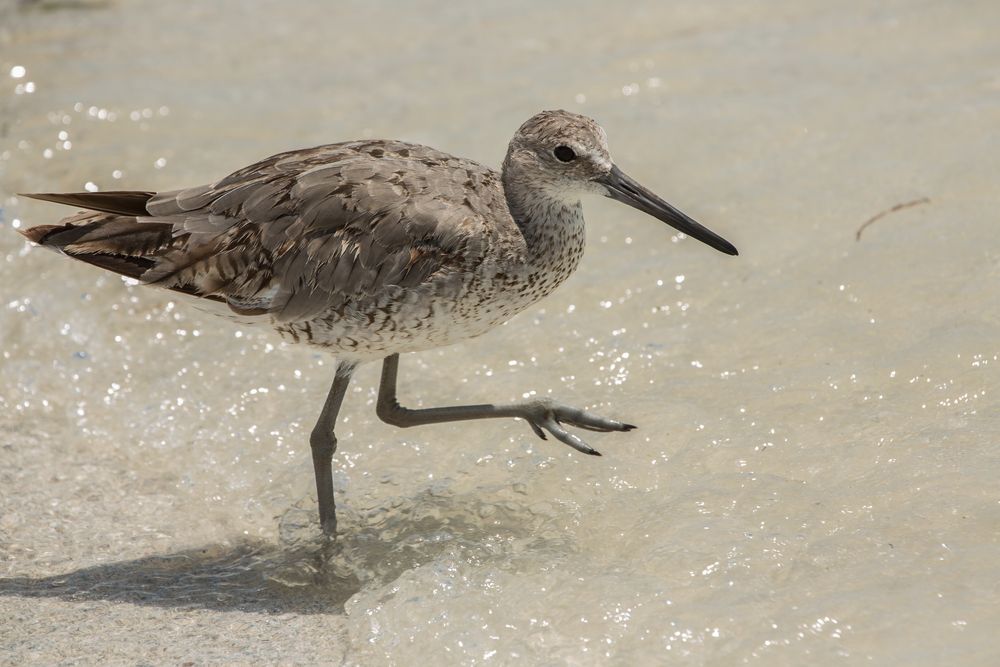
[21,141,509,322]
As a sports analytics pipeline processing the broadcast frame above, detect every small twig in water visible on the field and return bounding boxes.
[855,197,931,241]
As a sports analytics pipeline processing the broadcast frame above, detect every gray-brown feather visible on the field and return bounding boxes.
[21,191,155,217]
[20,140,516,327]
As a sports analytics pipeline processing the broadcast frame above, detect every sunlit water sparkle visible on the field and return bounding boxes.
[1,1,999,664]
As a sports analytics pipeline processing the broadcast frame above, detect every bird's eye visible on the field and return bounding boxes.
[553,145,576,162]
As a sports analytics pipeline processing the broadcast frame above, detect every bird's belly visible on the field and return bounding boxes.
[273,260,576,361]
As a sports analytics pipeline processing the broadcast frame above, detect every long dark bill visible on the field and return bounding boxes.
[601,165,738,256]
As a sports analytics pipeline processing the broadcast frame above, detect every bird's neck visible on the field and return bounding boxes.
[501,170,586,280]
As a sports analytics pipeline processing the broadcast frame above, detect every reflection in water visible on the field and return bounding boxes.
[0,487,568,614]
[1,541,331,614]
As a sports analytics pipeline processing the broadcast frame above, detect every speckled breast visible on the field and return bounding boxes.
[274,212,587,361]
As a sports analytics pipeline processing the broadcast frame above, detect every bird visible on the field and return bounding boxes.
[18,109,737,536]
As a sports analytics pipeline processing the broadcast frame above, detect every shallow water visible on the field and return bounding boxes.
[1,0,999,664]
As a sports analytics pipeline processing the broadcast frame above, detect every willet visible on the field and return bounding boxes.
[19,109,737,535]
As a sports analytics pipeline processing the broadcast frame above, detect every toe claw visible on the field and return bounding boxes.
[520,401,632,456]
[542,418,600,456]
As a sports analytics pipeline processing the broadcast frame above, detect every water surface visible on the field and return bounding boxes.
[1,1,999,664]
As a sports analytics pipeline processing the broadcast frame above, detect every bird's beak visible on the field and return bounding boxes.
[600,164,738,256]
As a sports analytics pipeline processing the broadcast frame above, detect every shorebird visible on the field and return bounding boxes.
[19,110,737,535]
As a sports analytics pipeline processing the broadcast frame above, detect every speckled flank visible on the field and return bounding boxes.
[20,111,606,361]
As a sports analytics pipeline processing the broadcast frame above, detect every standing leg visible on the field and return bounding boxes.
[309,360,356,535]
[375,354,635,455]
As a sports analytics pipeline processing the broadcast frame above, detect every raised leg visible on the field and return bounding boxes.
[375,353,635,456]
[309,360,356,535]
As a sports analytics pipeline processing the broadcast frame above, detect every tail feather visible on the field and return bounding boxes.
[66,251,155,281]
[19,223,68,245]
[18,219,154,280]
[19,190,238,309]
[20,210,176,256]
[19,212,176,281]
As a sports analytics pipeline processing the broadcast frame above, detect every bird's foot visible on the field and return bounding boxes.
[521,399,636,455]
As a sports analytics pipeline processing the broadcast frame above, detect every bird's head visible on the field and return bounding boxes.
[504,109,737,256]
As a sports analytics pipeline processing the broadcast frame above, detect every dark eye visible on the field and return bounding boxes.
[553,145,576,162]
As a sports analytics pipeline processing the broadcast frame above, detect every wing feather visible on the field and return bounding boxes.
[20,141,513,324]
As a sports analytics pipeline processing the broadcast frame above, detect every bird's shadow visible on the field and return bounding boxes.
[0,486,571,615]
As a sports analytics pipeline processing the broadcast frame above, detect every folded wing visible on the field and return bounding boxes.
[20,141,502,322]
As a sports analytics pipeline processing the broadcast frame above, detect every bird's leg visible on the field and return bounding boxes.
[309,360,356,535]
[375,354,635,456]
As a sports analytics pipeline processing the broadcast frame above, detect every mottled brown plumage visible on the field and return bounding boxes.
[20,110,737,535]
[25,141,510,333]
